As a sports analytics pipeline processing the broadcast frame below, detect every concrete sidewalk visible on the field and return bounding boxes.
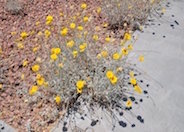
[53,0,184,132]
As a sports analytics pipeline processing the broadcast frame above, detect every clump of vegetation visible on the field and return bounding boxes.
[0,0,160,131]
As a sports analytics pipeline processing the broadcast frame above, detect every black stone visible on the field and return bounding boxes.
[137,115,142,121]
[91,120,98,126]
[152,32,155,35]
[81,117,85,120]
[143,90,148,94]
[119,112,123,116]
[131,124,136,128]
[174,20,179,25]
[63,122,67,126]
[140,99,143,102]
[146,84,149,87]
[63,127,68,131]
[1,126,4,130]
[163,35,166,38]
[122,97,127,102]
[130,96,135,101]
[119,121,127,127]
[140,119,144,123]
[140,80,143,83]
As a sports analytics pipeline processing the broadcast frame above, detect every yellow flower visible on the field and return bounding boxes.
[60,12,64,16]
[77,26,83,31]
[113,53,120,60]
[127,44,133,50]
[95,26,100,31]
[84,31,88,36]
[130,78,137,85]
[162,8,166,14]
[70,23,76,29]
[105,37,111,42]
[58,63,63,68]
[97,53,101,59]
[81,3,87,9]
[0,84,2,90]
[17,43,24,49]
[30,30,35,35]
[35,21,40,26]
[110,75,118,85]
[23,60,28,67]
[0,47,2,54]
[36,73,41,79]
[77,87,83,94]
[32,46,39,52]
[79,43,87,52]
[83,16,89,22]
[61,27,68,36]
[124,33,131,40]
[122,48,128,55]
[37,76,45,86]
[117,3,121,7]
[76,80,86,89]
[139,55,144,62]
[44,81,49,87]
[97,7,101,14]
[46,15,53,25]
[126,99,132,108]
[11,31,17,36]
[36,57,42,63]
[66,40,75,48]
[32,64,40,72]
[55,95,61,105]
[134,85,142,94]
[44,30,51,38]
[72,50,78,58]
[37,31,42,36]
[50,54,58,61]
[20,31,28,39]
[101,50,108,58]
[103,23,108,28]
[29,85,38,95]
[93,34,99,41]
[106,70,114,79]
[51,48,61,55]
[116,67,123,72]
[129,71,134,78]
[21,74,24,80]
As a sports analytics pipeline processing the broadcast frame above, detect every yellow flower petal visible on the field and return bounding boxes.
[106,70,114,79]
[130,78,137,85]
[70,23,76,29]
[32,64,40,72]
[50,54,58,61]
[76,80,86,89]
[55,95,61,105]
[29,85,38,95]
[113,53,120,60]
[61,28,68,36]
[134,85,142,94]
[126,99,132,108]
[139,55,144,62]
[81,3,87,9]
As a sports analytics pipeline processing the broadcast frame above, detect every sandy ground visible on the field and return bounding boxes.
[1,0,184,132]
[53,0,184,132]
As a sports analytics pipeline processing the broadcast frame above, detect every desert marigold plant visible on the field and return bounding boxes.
[4,0,159,131]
